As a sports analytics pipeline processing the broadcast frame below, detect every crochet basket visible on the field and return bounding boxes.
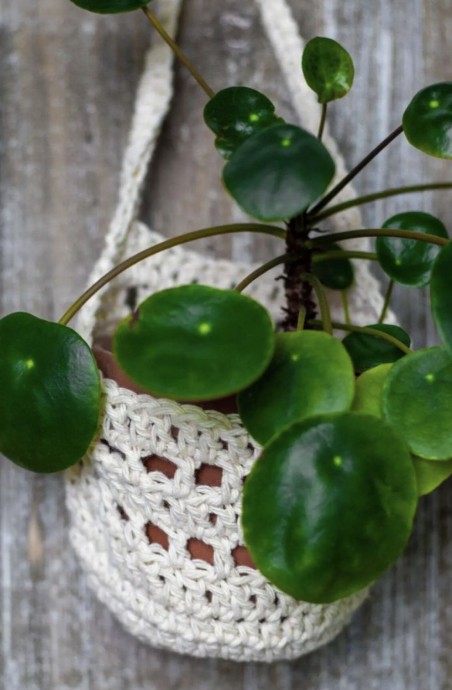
[66,0,393,663]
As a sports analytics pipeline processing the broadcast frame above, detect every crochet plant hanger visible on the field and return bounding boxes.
[2,0,451,667]
[66,0,388,662]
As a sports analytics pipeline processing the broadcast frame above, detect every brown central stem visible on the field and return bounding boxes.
[281,217,316,330]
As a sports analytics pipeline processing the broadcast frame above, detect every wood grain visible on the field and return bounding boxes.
[0,0,451,687]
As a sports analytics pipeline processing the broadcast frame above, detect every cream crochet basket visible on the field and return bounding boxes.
[66,0,393,663]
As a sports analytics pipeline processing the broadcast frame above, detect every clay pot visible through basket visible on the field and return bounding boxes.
[93,342,256,569]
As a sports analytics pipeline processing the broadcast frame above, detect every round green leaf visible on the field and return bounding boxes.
[70,0,149,12]
[383,347,452,460]
[430,241,452,353]
[238,330,354,445]
[342,324,411,372]
[312,243,354,290]
[223,123,335,221]
[0,312,101,473]
[413,456,452,496]
[302,37,355,104]
[403,82,452,159]
[352,363,392,417]
[376,211,448,286]
[242,412,417,603]
[204,87,283,160]
[113,285,275,401]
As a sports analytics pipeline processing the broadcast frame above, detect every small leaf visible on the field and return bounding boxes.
[0,313,101,473]
[113,285,275,401]
[382,347,452,460]
[312,243,354,290]
[70,0,150,12]
[238,330,354,444]
[302,37,355,103]
[343,324,410,372]
[242,412,417,603]
[403,82,452,159]
[223,124,335,221]
[413,456,452,496]
[204,87,283,160]
[352,363,392,416]
[430,241,452,352]
[376,211,448,286]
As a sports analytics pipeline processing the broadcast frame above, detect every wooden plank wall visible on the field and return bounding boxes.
[0,0,451,687]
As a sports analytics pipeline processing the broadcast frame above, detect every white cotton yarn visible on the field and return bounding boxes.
[66,0,390,662]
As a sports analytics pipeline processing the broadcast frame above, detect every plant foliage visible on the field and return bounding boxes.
[1,7,452,606]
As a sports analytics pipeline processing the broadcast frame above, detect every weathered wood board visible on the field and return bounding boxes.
[0,0,451,687]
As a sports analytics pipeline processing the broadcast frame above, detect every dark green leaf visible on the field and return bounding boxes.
[238,330,354,444]
[413,456,452,496]
[242,412,417,603]
[343,324,410,372]
[302,36,355,104]
[312,242,354,289]
[376,211,448,286]
[223,123,335,221]
[383,347,452,460]
[113,285,275,401]
[70,0,149,12]
[351,363,392,416]
[0,313,101,473]
[430,241,452,352]
[204,87,283,160]
[403,82,452,159]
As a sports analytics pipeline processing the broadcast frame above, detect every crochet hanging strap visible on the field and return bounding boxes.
[77,0,184,342]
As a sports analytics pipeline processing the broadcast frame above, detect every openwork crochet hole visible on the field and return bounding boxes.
[187,538,214,565]
[145,521,169,550]
[142,454,177,478]
[231,545,255,568]
[117,504,129,521]
[195,464,223,487]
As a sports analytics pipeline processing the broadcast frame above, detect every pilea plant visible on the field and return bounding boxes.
[1,0,452,606]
